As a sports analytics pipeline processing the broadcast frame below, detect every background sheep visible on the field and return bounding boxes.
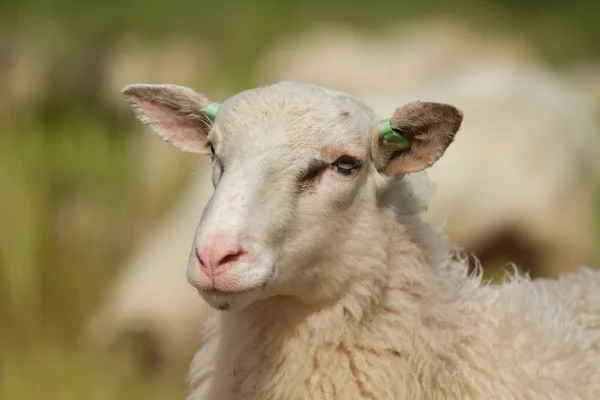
[254,19,600,277]
[359,62,600,277]
[254,17,541,94]
[121,81,600,399]
[87,19,600,371]
[86,161,213,370]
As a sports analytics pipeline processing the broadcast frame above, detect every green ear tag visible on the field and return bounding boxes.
[378,118,411,149]
[205,102,221,121]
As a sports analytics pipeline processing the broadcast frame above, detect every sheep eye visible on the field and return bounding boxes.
[332,156,360,176]
[209,143,215,156]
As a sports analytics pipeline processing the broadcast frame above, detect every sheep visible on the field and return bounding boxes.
[85,162,214,369]
[566,61,600,118]
[121,81,600,399]
[254,17,540,96]
[255,22,600,277]
[88,19,600,370]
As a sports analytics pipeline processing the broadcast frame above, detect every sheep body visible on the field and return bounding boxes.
[156,82,600,400]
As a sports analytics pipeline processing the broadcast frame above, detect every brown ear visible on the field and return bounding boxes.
[121,84,214,154]
[372,101,463,175]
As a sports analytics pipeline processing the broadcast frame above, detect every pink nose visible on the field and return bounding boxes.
[195,242,247,276]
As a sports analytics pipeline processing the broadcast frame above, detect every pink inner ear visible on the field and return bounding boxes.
[138,99,211,155]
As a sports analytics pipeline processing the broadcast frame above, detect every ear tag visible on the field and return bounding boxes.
[378,118,411,149]
[205,102,221,121]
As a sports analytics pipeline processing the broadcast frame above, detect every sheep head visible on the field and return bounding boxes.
[122,81,463,311]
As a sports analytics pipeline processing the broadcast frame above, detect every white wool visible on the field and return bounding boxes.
[402,171,437,215]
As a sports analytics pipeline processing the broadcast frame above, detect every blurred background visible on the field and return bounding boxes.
[2,0,600,398]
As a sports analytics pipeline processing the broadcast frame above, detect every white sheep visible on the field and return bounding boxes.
[122,81,600,399]
[254,17,540,96]
[85,163,214,368]
[89,19,600,370]
[90,67,600,372]
[566,61,600,117]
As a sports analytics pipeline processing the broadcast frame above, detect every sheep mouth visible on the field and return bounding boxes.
[199,283,268,312]
[198,267,276,301]
[202,288,255,296]
[200,275,273,296]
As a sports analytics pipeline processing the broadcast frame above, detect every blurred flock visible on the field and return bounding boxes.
[2,1,600,399]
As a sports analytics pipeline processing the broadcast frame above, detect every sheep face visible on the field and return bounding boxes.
[122,81,462,311]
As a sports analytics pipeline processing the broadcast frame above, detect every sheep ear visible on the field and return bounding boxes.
[371,101,463,175]
[121,84,214,154]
